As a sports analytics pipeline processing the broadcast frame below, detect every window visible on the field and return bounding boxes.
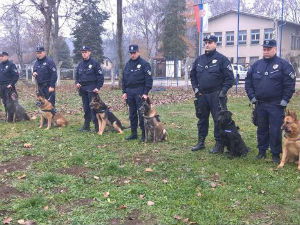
[239,30,247,45]
[264,28,273,40]
[291,35,300,50]
[226,31,234,45]
[237,57,246,65]
[215,32,222,46]
[251,29,260,44]
[250,56,259,65]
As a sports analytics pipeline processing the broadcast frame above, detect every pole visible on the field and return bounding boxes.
[199,0,203,55]
[236,0,240,93]
[280,0,284,57]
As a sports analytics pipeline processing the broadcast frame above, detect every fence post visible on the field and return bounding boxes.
[25,65,29,81]
[56,61,63,86]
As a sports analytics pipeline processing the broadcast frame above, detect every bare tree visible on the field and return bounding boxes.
[117,0,124,88]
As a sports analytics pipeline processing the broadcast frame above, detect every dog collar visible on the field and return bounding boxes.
[42,109,56,116]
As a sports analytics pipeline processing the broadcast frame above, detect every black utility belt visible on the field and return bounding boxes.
[199,87,221,94]
[79,81,97,86]
[257,97,281,104]
[126,85,144,89]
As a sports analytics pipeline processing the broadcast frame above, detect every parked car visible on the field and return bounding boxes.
[232,64,248,81]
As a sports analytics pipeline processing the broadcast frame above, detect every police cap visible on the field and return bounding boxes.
[262,39,277,48]
[36,46,45,52]
[81,45,91,51]
[203,35,217,43]
[129,44,139,53]
[0,51,9,56]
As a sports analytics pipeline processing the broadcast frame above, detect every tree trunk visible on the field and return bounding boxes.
[117,0,124,89]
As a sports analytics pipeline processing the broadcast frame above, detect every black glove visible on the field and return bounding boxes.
[280,99,288,107]
[219,90,226,98]
[194,88,201,98]
[250,97,257,104]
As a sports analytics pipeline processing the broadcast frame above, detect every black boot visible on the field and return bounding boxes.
[209,142,224,154]
[126,131,138,140]
[78,121,90,132]
[272,154,280,163]
[256,151,266,160]
[191,137,205,151]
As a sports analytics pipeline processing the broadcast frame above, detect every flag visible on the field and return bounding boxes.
[193,3,209,32]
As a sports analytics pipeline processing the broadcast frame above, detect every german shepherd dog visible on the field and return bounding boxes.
[36,93,68,129]
[218,110,249,158]
[139,97,168,142]
[277,110,300,170]
[5,88,30,122]
[89,93,125,135]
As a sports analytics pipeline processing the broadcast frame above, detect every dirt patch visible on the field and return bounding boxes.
[57,198,93,215]
[0,184,25,199]
[109,210,155,225]
[133,153,157,166]
[57,166,89,177]
[0,155,43,175]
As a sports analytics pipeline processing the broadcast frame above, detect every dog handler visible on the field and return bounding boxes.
[75,46,104,132]
[122,44,153,141]
[0,51,19,120]
[33,46,57,108]
[245,39,296,163]
[190,35,234,153]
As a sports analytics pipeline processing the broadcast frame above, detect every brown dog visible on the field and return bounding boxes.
[139,97,168,142]
[277,110,300,170]
[36,94,68,129]
[89,94,125,135]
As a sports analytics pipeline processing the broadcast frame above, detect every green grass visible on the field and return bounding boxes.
[0,82,299,225]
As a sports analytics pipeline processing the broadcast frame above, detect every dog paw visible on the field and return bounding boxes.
[297,167,300,171]
[39,126,43,129]
[277,164,284,169]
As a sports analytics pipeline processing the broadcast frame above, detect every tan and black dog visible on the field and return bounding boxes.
[36,93,68,129]
[277,110,300,170]
[139,97,167,142]
[89,94,125,135]
[6,88,30,122]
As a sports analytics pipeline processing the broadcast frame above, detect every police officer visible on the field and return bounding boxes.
[33,46,57,107]
[190,35,234,153]
[122,44,153,141]
[75,46,104,132]
[0,51,19,119]
[245,39,295,163]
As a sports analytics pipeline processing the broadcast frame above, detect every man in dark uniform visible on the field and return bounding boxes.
[33,46,57,107]
[122,44,153,141]
[190,35,234,153]
[245,39,295,163]
[75,46,104,132]
[0,51,19,119]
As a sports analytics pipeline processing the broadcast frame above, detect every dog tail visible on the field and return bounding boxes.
[24,113,30,121]
[163,129,168,141]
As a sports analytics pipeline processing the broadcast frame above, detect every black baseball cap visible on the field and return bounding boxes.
[262,39,277,48]
[203,35,218,43]
[36,46,45,52]
[0,51,9,56]
[129,44,139,53]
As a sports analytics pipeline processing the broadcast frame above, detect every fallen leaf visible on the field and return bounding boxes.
[190,222,197,224]
[23,143,32,148]
[162,178,168,183]
[235,201,241,206]
[69,152,72,156]
[17,219,25,224]
[147,201,154,206]
[211,182,217,188]
[4,169,8,173]
[260,190,265,194]
[31,116,37,120]
[213,173,220,181]
[93,176,99,180]
[104,192,110,197]
[183,218,189,223]
[197,192,202,197]
[247,186,252,190]
[118,205,127,209]
[3,217,12,224]
[17,174,26,179]
[145,168,153,172]
[139,194,145,199]
[43,205,49,211]
[24,220,36,225]
[174,215,181,220]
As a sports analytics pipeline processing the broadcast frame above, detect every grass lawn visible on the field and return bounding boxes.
[0,81,299,225]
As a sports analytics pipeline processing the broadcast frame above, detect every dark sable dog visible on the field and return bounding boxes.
[139,97,167,142]
[6,88,30,122]
[89,94,126,135]
[218,110,249,158]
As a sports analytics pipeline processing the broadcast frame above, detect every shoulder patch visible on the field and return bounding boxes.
[227,64,232,71]
[147,70,151,76]
[289,72,296,79]
[52,67,56,72]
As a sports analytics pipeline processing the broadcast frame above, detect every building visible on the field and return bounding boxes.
[204,10,300,68]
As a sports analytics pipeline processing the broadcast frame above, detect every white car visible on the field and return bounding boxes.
[232,64,248,81]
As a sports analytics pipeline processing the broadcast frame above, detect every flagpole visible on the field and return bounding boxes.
[236,0,240,93]
[199,0,203,56]
[280,0,284,57]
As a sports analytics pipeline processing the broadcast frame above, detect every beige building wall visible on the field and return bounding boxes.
[206,12,300,65]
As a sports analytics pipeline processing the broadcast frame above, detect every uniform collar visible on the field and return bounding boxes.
[263,55,277,63]
[37,56,46,61]
[1,60,8,65]
[130,56,140,62]
[204,49,216,57]
[83,57,91,62]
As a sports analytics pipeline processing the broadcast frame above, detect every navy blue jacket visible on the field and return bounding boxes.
[33,56,57,87]
[122,56,153,95]
[245,55,295,103]
[75,57,104,90]
[190,50,234,94]
[0,60,19,86]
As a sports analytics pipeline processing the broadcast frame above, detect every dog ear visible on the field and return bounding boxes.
[146,97,151,105]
